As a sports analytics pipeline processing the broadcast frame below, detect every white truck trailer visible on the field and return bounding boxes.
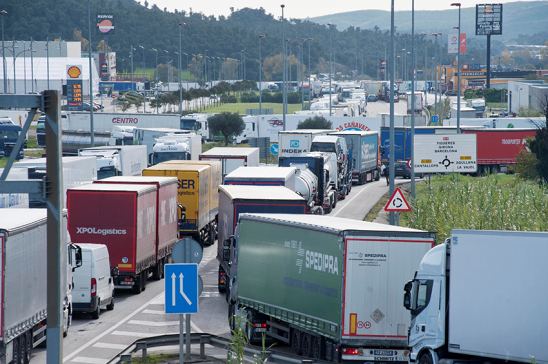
[79,145,148,179]
[199,147,260,180]
[150,134,202,165]
[278,129,332,158]
[405,229,548,364]
[63,112,180,133]
[0,209,81,363]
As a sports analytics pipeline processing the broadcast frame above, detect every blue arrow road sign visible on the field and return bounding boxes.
[270,143,279,156]
[164,263,199,314]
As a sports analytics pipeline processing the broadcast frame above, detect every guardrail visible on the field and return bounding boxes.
[106,332,326,363]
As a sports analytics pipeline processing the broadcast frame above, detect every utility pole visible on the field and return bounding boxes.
[451,2,462,133]
[389,0,396,226]
[88,0,95,146]
[281,4,287,131]
[30,37,35,93]
[328,23,334,117]
[432,33,441,120]
[178,23,184,114]
[1,10,7,94]
[259,34,265,115]
[307,38,312,108]
[46,37,50,90]
[410,0,416,199]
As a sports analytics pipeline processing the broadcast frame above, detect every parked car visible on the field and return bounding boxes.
[72,243,115,319]
[367,94,378,102]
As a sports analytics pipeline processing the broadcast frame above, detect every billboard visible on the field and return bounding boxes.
[414,134,477,173]
[97,14,115,34]
[66,65,83,111]
[476,4,503,36]
[448,29,459,54]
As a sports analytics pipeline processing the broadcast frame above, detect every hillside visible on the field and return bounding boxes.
[311,1,548,44]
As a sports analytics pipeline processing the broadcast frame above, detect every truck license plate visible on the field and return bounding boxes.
[373,350,396,356]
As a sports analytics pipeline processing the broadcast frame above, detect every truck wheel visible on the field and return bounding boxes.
[141,271,147,291]
[311,336,322,360]
[106,297,115,311]
[92,299,101,320]
[13,336,22,364]
[375,170,380,181]
[418,351,434,364]
[228,303,236,331]
[324,341,335,362]
[218,267,226,293]
[290,329,302,355]
[132,278,142,294]
[301,333,312,357]
[23,331,32,364]
[332,197,337,208]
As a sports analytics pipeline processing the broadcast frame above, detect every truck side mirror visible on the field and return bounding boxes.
[222,237,234,262]
[70,244,83,271]
[111,267,120,277]
[403,280,418,311]
[148,153,154,166]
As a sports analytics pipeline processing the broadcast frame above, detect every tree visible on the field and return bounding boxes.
[528,95,548,182]
[297,116,333,129]
[208,112,245,145]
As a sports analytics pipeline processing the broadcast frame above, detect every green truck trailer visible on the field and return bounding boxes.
[225,213,435,362]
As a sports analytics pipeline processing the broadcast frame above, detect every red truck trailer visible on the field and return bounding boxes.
[463,128,537,173]
[67,183,157,293]
[94,176,178,280]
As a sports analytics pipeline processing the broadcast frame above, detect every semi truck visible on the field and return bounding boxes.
[216,186,307,294]
[278,129,332,158]
[0,209,81,363]
[310,135,352,198]
[132,128,193,161]
[330,130,380,184]
[406,92,424,114]
[0,119,25,159]
[143,163,217,246]
[93,176,178,280]
[404,229,548,364]
[199,147,260,180]
[224,166,297,190]
[62,112,181,133]
[67,183,158,293]
[78,145,148,179]
[226,214,435,362]
[150,133,202,165]
[13,156,97,207]
[278,152,338,213]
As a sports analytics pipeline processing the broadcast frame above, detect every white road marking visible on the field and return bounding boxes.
[111,330,175,338]
[71,357,108,364]
[141,309,166,315]
[92,343,128,350]
[128,320,179,327]
[333,182,380,217]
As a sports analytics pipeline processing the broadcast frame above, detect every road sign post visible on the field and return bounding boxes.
[413,134,477,174]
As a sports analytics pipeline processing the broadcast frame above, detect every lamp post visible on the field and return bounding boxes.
[138,45,145,76]
[138,45,146,113]
[88,0,95,147]
[410,0,416,199]
[328,23,334,117]
[389,0,396,225]
[305,38,312,109]
[30,37,35,93]
[178,22,185,114]
[1,9,7,94]
[259,34,265,115]
[151,48,159,114]
[281,4,287,130]
[129,45,135,85]
[451,2,462,133]
[431,32,441,118]
[46,37,50,90]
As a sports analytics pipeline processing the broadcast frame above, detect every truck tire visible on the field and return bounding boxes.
[228,303,236,331]
[106,297,115,311]
[13,336,22,364]
[418,350,434,364]
[92,299,101,320]
[24,331,32,364]
[374,169,381,181]
[290,329,302,355]
[301,332,312,357]
[311,336,322,360]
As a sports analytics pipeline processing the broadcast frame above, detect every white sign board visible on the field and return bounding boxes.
[414,134,477,173]
[448,29,459,54]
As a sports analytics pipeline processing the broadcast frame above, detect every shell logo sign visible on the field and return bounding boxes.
[67,65,82,79]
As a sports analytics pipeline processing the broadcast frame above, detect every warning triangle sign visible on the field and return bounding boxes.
[384,187,412,212]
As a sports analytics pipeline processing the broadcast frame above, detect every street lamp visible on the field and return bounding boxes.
[431,32,442,118]
[88,0,95,147]
[129,45,136,86]
[178,22,185,114]
[328,23,334,117]
[1,9,7,94]
[389,0,396,225]
[281,4,287,130]
[138,45,145,77]
[151,48,159,114]
[451,2,462,133]
[258,34,266,115]
[410,0,416,198]
[304,38,313,108]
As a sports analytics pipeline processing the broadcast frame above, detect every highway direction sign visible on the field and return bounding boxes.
[414,134,477,173]
[384,188,412,212]
[165,263,199,314]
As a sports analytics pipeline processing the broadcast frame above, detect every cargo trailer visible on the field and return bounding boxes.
[224,166,297,190]
[226,214,435,362]
[278,129,332,158]
[330,130,380,184]
[93,176,178,279]
[67,183,157,293]
[78,145,148,179]
[143,163,216,246]
[405,230,548,364]
[217,185,307,293]
[199,147,260,180]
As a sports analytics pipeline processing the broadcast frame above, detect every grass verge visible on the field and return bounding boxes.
[203,102,302,115]
[401,174,548,244]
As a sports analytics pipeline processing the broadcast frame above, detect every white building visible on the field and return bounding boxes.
[508,80,548,114]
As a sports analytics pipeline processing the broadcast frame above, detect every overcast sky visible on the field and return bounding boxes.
[147,0,536,18]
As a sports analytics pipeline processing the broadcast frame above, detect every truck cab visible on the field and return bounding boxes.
[311,135,351,198]
[0,118,25,159]
[151,134,202,165]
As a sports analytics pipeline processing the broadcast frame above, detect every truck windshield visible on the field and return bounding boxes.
[413,279,433,316]
[1,130,20,141]
[152,152,190,164]
[311,142,336,153]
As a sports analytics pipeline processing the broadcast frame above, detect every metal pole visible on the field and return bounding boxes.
[300,43,304,110]
[12,39,16,94]
[281,4,287,131]
[328,24,333,117]
[453,3,462,133]
[179,314,185,364]
[307,39,311,108]
[30,37,34,93]
[389,0,396,225]
[47,37,50,90]
[486,34,491,89]
[23,43,27,94]
[179,24,183,114]
[185,314,191,361]
[130,44,134,85]
[1,10,6,94]
[45,89,64,364]
[410,0,416,199]
[259,34,264,115]
[88,0,95,146]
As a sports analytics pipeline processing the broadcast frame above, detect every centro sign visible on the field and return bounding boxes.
[112,117,139,124]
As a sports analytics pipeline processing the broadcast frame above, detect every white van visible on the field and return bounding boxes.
[72,244,115,319]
